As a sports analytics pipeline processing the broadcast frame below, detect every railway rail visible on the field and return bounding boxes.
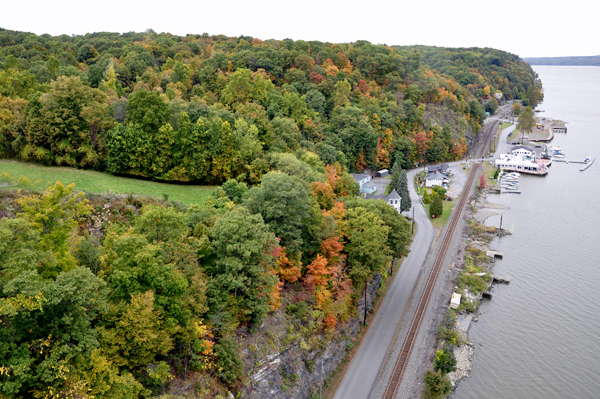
[381,113,506,399]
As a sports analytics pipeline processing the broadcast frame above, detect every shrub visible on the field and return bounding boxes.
[424,369,451,399]
[434,347,457,374]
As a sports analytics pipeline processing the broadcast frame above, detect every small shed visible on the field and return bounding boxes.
[376,169,389,178]
[450,292,461,310]
[361,182,377,194]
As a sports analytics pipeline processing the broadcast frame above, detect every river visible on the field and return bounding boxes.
[452,66,600,399]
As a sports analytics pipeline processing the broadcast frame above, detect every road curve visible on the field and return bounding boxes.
[333,169,435,399]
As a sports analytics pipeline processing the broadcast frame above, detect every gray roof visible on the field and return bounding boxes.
[427,163,450,173]
[351,173,370,181]
[426,171,449,180]
[363,182,377,188]
[387,190,401,200]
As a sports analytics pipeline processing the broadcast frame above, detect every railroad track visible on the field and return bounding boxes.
[381,114,505,399]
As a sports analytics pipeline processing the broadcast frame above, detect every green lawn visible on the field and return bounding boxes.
[0,160,216,205]
[501,122,513,130]
[429,198,457,230]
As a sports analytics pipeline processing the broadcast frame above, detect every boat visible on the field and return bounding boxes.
[549,146,561,151]
[584,156,592,163]
[553,151,565,158]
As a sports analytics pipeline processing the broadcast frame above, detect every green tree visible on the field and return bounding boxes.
[429,192,443,218]
[397,169,412,212]
[134,205,188,244]
[246,171,312,254]
[345,206,391,286]
[206,206,279,327]
[344,198,411,259]
[125,90,171,134]
[214,336,244,386]
[0,267,108,397]
[99,291,173,371]
[17,182,92,278]
[25,76,109,167]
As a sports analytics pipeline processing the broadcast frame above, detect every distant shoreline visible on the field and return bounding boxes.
[524,55,600,66]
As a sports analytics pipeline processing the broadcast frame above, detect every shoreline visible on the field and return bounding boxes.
[446,186,511,393]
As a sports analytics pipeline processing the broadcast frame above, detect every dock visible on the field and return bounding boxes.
[553,159,587,164]
[581,158,594,171]
[493,275,511,284]
[486,250,503,259]
[500,189,521,194]
[553,158,595,171]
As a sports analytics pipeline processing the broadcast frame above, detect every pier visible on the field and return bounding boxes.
[552,158,594,172]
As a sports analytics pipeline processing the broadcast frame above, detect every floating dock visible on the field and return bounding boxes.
[500,190,521,194]
[553,158,595,171]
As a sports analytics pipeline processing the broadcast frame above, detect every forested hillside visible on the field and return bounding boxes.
[395,45,543,109]
[1,29,539,180]
[0,28,541,398]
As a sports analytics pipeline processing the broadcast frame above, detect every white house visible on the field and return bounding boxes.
[425,164,451,188]
[351,173,376,194]
[386,189,402,213]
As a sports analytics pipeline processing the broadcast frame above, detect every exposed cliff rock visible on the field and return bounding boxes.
[241,274,384,399]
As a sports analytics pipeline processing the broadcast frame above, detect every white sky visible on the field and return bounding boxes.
[3,0,598,58]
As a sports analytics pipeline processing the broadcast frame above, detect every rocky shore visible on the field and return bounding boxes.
[445,186,512,394]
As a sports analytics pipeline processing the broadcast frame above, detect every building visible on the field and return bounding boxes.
[351,173,376,194]
[386,189,402,213]
[375,169,389,178]
[425,163,451,188]
[495,154,548,175]
[510,145,534,158]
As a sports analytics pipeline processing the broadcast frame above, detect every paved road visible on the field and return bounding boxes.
[333,169,435,399]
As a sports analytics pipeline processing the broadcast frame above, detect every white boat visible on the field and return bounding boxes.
[553,153,565,158]
[584,156,592,163]
[549,146,561,151]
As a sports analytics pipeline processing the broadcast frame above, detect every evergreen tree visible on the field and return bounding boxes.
[397,169,411,212]
[429,192,443,218]
[387,160,400,195]
[423,188,432,204]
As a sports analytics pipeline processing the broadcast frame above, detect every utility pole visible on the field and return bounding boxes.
[499,214,503,230]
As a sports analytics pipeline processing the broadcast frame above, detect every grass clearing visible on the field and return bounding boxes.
[0,159,216,205]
